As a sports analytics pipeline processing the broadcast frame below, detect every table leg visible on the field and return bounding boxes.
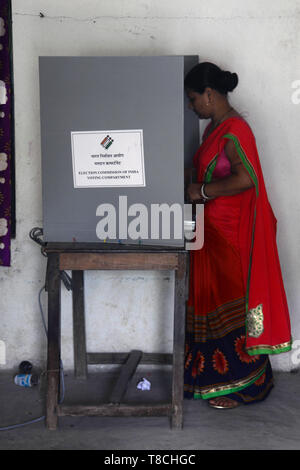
[72,270,87,379]
[171,253,187,429]
[46,253,61,430]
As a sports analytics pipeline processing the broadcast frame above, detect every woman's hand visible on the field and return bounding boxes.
[187,183,203,202]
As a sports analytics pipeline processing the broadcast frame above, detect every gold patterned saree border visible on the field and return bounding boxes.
[189,360,268,400]
[246,340,292,356]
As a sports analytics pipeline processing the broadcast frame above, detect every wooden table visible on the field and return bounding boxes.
[43,242,188,430]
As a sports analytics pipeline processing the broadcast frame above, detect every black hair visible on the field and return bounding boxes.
[184,62,238,95]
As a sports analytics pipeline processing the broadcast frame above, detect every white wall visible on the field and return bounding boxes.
[1,0,299,371]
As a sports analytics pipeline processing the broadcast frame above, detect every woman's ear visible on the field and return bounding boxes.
[204,87,213,105]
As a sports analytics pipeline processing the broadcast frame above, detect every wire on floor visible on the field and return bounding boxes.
[0,285,65,431]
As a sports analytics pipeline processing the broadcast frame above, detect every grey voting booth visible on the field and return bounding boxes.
[39,55,199,246]
[39,56,199,430]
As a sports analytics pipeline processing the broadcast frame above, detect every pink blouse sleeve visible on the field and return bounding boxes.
[212,148,232,179]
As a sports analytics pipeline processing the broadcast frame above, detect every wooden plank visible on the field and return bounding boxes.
[87,352,128,365]
[46,253,61,431]
[87,352,173,365]
[57,403,172,417]
[45,241,187,254]
[59,252,179,271]
[171,252,187,429]
[110,350,143,404]
[72,271,87,379]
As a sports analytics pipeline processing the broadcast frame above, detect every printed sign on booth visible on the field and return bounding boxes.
[71,129,146,188]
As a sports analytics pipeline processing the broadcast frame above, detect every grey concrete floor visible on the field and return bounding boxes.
[0,368,300,450]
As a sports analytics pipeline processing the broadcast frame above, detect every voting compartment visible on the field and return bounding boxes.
[39,56,199,246]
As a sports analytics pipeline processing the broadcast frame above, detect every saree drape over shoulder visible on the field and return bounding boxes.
[184,117,292,402]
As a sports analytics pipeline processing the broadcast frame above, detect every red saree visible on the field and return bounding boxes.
[191,117,292,356]
[184,117,291,401]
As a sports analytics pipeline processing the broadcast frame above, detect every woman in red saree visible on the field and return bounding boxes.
[184,63,292,408]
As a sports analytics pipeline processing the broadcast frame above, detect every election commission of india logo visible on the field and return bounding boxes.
[101,135,114,149]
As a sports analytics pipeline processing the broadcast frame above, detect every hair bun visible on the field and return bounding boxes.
[184,62,239,95]
[220,71,238,93]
